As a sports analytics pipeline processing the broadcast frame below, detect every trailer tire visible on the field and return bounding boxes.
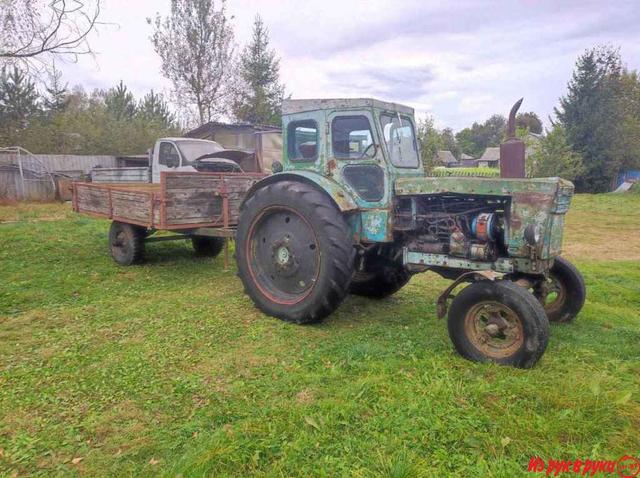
[191,236,225,258]
[535,256,586,323]
[236,180,355,324]
[108,221,145,266]
[448,280,549,369]
[350,263,411,298]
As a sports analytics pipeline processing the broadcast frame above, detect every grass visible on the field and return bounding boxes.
[1,194,639,477]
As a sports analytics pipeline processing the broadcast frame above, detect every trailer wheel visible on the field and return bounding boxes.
[535,256,586,323]
[350,261,411,298]
[448,280,549,368]
[108,221,145,266]
[236,181,355,324]
[191,236,225,257]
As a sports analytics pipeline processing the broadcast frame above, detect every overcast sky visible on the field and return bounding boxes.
[62,0,640,131]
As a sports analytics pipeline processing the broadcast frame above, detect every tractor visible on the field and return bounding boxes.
[234,98,585,368]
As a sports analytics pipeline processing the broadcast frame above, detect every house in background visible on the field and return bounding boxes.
[436,150,458,167]
[186,122,282,172]
[478,147,500,168]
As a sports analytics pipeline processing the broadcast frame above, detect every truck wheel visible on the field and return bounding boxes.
[350,262,411,298]
[191,236,225,257]
[236,181,355,324]
[448,280,549,368]
[535,256,586,323]
[108,221,145,266]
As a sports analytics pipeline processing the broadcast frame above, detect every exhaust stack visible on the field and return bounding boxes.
[500,98,526,178]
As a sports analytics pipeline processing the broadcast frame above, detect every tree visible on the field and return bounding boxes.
[527,124,583,181]
[0,66,40,143]
[0,0,101,68]
[231,14,285,125]
[455,114,506,158]
[104,80,136,120]
[439,127,460,159]
[416,116,442,173]
[42,63,69,113]
[137,90,176,129]
[516,112,542,134]
[611,69,640,174]
[148,0,235,125]
[555,46,622,192]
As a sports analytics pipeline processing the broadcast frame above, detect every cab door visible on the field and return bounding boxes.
[327,110,391,242]
[327,110,389,209]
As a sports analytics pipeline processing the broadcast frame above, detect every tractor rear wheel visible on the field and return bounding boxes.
[191,236,225,257]
[108,221,145,266]
[350,260,411,298]
[236,181,355,324]
[448,280,549,368]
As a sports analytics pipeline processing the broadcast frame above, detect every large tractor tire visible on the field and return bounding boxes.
[235,181,355,324]
[350,260,411,299]
[108,221,145,266]
[534,256,586,323]
[191,236,225,257]
[447,280,549,369]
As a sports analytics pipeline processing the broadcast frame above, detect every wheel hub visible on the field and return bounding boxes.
[276,245,291,266]
[464,301,524,358]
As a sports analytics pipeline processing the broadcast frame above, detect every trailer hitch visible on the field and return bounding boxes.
[436,270,502,319]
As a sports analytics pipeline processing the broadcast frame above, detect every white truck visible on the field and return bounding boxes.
[91,138,264,184]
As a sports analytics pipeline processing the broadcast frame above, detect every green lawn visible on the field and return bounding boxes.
[1,194,639,477]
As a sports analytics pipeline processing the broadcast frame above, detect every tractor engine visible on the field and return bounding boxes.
[396,195,510,262]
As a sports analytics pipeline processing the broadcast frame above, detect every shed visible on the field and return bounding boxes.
[186,122,282,172]
[436,150,458,167]
[478,147,500,168]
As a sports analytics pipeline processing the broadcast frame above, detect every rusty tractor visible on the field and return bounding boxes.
[235,98,586,368]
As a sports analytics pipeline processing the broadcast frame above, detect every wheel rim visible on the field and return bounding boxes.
[464,301,524,359]
[537,274,567,315]
[246,206,320,305]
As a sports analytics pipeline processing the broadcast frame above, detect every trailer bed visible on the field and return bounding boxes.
[72,171,266,230]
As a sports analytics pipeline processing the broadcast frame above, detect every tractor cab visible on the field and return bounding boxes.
[281,98,423,212]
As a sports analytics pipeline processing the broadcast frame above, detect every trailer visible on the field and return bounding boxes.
[72,171,265,266]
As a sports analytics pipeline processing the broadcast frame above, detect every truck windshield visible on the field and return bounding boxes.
[380,114,420,168]
[176,140,224,164]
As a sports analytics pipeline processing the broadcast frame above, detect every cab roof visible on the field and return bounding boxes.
[282,98,414,116]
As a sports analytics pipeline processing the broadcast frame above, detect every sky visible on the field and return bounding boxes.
[62,0,640,131]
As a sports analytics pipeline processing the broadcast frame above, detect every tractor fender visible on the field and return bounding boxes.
[241,171,359,212]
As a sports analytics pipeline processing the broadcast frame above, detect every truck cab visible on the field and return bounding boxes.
[151,138,248,183]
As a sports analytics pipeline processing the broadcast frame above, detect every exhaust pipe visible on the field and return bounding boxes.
[500,98,526,178]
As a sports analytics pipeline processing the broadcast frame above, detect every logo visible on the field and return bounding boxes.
[617,455,640,478]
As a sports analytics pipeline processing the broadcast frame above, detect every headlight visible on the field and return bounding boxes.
[524,224,540,246]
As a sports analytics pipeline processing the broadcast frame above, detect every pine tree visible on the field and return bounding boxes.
[232,14,285,125]
[104,80,137,120]
[0,66,40,143]
[43,63,69,113]
[555,46,622,192]
[137,90,176,128]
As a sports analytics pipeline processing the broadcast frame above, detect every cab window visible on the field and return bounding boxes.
[158,142,181,167]
[331,116,374,159]
[380,114,420,168]
[288,120,318,161]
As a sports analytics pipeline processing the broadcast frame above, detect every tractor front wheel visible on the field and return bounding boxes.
[448,280,549,368]
[534,256,586,323]
[236,181,355,324]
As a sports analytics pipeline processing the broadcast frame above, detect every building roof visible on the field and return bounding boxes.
[480,147,500,161]
[282,98,414,115]
[186,121,280,139]
[460,153,475,160]
[436,150,458,165]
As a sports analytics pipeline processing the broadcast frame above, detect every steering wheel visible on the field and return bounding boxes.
[359,142,376,159]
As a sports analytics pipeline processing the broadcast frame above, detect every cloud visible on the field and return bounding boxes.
[60,0,640,131]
